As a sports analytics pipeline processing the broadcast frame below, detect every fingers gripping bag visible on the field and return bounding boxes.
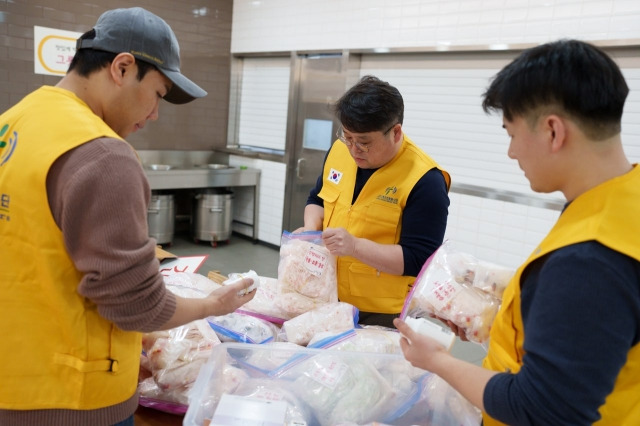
[275,231,338,317]
[401,241,510,345]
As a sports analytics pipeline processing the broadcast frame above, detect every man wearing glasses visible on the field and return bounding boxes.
[298,75,451,327]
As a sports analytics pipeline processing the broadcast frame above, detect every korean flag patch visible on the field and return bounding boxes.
[327,168,343,184]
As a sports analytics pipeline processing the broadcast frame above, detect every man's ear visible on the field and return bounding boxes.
[109,53,136,85]
[392,123,402,144]
[545,114,566,154]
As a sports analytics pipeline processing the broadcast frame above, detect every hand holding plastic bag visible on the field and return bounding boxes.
[401,241,513,344]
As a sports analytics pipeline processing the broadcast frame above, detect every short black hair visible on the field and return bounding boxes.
[68,29,157,82]
[482,39,628,140]
[333,75,404,133]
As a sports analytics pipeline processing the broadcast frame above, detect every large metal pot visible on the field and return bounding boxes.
[192,189,233,247]
[147,192,175,245]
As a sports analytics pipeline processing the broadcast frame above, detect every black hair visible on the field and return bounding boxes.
[68,29,157,82]
[333,75,404,133]
[482,39,628,140]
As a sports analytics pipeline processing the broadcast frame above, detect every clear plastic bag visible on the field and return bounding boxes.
[308,327,402,354]
[232,378,315,425]
[138,273,223,412]
[401,241,513,344]
[275,231,338,317]
[276,352,396,425]
[280,302,358,346]
[140,319,221,411]
[236,276,292,324]
[184,343,480,426]
[392,373,482,425]
[207,311,281,344]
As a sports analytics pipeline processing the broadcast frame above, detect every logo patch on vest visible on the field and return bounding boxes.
[0,123,18,167]
[327,168,343,184]
[376,186,399,204]
[0,193,10,222]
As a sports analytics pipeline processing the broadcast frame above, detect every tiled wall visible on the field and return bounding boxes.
[232,0,640,53]
[229,155,286,246]
[0,0,233,151]
[445,193,561,268]
[231,0,640,267]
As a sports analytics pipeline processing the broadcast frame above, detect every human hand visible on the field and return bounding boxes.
[204,278,256,317]
[430,313,469,341]
[322,227,356,256]
[394,317,448,371]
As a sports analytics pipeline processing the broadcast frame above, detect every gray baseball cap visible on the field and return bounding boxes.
[76,7,207,104]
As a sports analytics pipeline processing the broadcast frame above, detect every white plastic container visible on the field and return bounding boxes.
[403,317,456,351]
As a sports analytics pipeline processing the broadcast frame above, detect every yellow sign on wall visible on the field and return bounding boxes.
[34,26,82,76]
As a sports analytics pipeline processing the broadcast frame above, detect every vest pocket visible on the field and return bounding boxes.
[319,186,339,226]
[361,203,401,245]
[53,353,115,373]
[347,262,409,300]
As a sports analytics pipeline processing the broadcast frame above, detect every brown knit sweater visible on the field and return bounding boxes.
[0,138,177,426]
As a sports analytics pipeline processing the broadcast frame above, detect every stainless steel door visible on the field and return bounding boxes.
[282,52,360,232]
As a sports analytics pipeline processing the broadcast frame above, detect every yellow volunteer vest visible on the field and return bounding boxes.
[0,86,142,410]
[318,136,450,313]
[482,165,640,426]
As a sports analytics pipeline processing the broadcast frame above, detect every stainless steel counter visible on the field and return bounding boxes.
[145,167,260,190]
[144,166,261,241]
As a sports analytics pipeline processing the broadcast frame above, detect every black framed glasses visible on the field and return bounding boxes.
[336,122,397,152]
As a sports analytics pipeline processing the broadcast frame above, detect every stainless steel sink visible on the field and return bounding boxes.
[147,164,173,171]
[138,150,261,241]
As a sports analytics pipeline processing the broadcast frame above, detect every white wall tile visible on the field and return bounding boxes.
[232,0,639,52]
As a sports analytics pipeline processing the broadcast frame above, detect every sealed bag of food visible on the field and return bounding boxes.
[231,378,314,425]
[207,311,280,344]
[275,231,338,317]
[140,320,221,409]
[280,302,358,346]
[138,273,223,413]
[236,276,292,324]
[434,248,514,300]
[275,352,395,425]
[308,326,402,354]
[392,373,482,425]
[401,241,511,344]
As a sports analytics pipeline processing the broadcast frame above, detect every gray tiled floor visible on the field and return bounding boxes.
[162,231,281,278]
[162,231,487,365]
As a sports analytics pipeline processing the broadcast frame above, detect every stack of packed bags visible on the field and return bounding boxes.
[138,231,358,414]
[138,234,512,424]
[183,342,483,426]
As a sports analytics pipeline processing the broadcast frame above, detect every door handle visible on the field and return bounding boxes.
[296,158,306,179]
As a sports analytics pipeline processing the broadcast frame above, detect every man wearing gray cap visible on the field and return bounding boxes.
[0,7,255,426]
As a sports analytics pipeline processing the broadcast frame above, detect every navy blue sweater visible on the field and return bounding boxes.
[307,157,449,277]
[484,241,640,425]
